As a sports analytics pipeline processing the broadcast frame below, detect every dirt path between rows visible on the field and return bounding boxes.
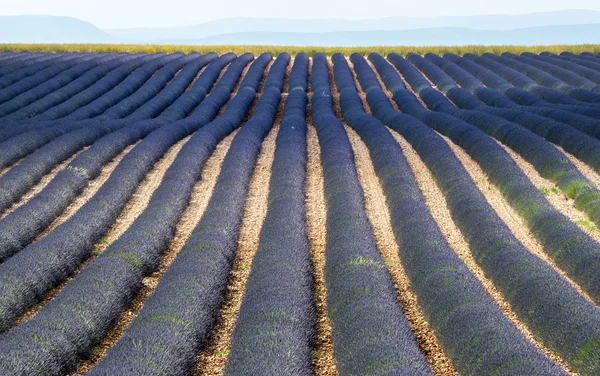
[346,124,457,375]
[358,54,574,373]
[306,119,338,376]
[12,136,188,330]
[73,130,238,375]
[0,147,87,219]
[438,133,576,373]
[194,112,280,376]
[496,140,600,244]
[305,55,338,376]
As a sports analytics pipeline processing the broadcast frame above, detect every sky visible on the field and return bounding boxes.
[3,0,600,29]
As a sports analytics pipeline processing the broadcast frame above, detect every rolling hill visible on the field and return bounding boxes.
[108,10,600,41]
[2,10,600,45]
[0,15,115,43]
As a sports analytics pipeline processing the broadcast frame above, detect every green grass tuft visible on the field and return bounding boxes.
[576,219,597,233]
[349,255,384,269]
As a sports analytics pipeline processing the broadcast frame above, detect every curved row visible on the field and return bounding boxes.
[17,54,163,124]
[0,53,56,76]
[0,54,96,105]
[0,53,119,118]
[388,52,600,304]
[369,53,600,374]
[0,53,82,91]
[0,53,256,335]
[0,53,231,263]
[88,53,287,376]
[480,53,600,104]
[311,53,433,375]
[0,53,208,214]
[225,54,313,375]
[0,54,269,376]
[0,53,142,121]
[344,52,564,375]
[0,53,173,151]
[508,53,600,94]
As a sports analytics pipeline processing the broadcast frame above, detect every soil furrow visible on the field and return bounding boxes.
[306,118,337,376]
[444,133,596,307]
[306,55,337,376]
[11,136,189,330]
[346,124,457,375]
[72,130,237,375]
[194,113,280,376]
[431,133,578,373]
[0,147,87,219]
[496,139,600,243]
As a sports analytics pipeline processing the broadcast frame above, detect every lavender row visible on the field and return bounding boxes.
[0,53,55,75]
[343,52,563,375]
[311,53,433,375]
[412,53,600,231]
[225,54,314,375]
[1,53,143,121]
[370,53,600,374]
[0,54,95,104]
[0,53,175,160]
[0,53,274,376]
[0,53,119,118]
[0,53,205,214]
[89,53,287,376]
[0,53,81,91]
[0,54,254,336]
[0,53,230,262]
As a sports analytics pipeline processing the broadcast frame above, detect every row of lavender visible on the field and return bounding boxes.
[0,51,255,374]
[366,50,600,374]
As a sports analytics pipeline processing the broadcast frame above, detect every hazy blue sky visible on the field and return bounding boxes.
[3,0,600,29]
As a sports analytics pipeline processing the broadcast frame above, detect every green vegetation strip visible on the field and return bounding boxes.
[3,43,600,56]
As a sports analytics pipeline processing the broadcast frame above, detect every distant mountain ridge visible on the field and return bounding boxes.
[0,15,115,43]
[1,11,600,46]
[108,10,600,42]
[161,24,600,47]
